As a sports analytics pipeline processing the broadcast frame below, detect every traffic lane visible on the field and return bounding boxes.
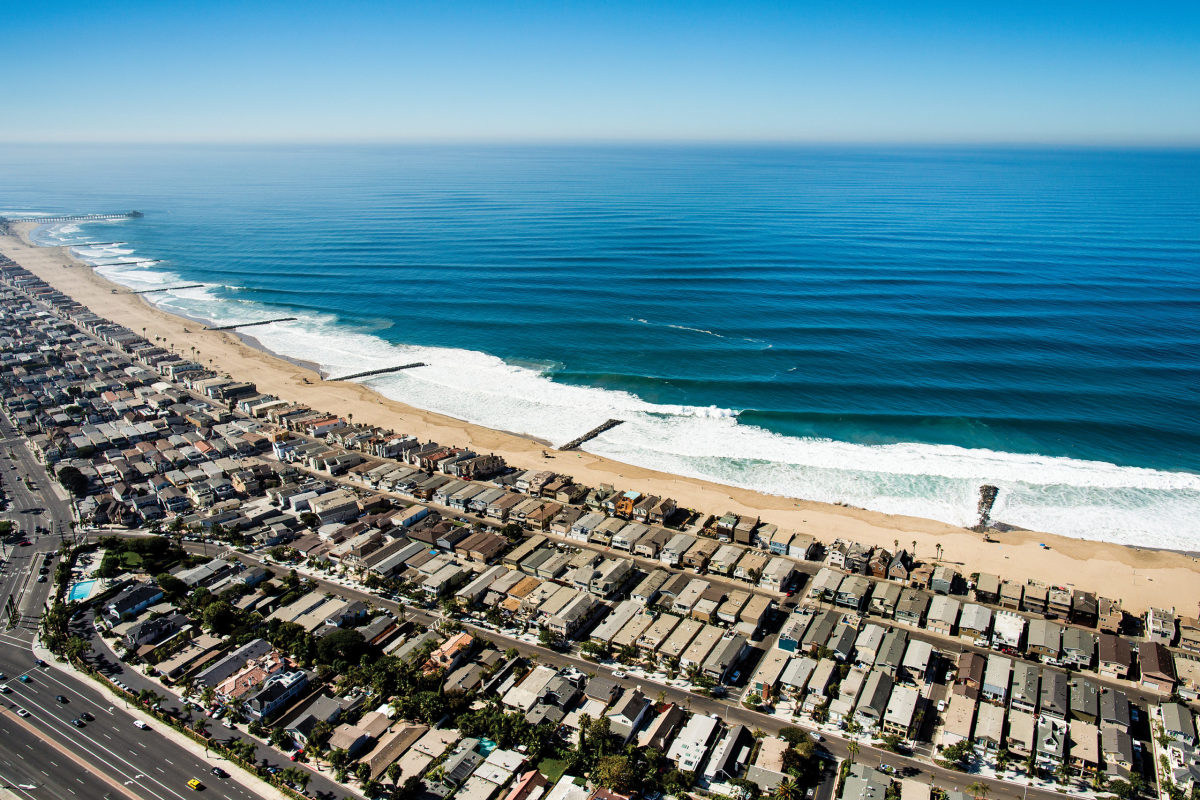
[3,683,227,800]
[0,654,253,800]
[0,710,121,799]
[75,613,349,800]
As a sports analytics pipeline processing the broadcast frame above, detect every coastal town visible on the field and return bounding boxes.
[3,246,1200,800]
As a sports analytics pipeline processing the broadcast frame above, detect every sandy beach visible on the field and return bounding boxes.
[4,221,1197,615]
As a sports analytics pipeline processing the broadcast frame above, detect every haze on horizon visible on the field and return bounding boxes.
[2,0,1198,145]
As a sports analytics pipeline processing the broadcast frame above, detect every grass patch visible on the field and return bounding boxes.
[537,758,570,784]
[122,552,144,567]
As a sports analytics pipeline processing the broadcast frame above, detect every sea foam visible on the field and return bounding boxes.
[33,221,1200,550]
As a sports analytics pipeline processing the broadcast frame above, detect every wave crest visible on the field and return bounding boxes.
[33,220,1200,549]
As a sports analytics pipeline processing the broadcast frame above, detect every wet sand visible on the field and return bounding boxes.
[3,221,1197,615]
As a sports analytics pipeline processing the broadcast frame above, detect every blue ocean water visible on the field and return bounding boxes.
[3,144,1199,546]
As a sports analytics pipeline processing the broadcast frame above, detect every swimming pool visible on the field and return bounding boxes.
[68,580,97,602]
[478,738,498,756]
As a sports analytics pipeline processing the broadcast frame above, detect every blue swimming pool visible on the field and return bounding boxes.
[68,580,97,602]
[478,738,498,756]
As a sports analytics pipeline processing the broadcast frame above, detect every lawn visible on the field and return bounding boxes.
[536,757,570,784]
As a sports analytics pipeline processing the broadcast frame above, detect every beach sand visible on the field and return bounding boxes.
[4,221,1197,615]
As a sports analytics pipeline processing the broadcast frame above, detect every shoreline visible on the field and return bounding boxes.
[3,221,1198,614]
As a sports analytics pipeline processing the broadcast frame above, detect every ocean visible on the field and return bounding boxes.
[3,144,1199,547]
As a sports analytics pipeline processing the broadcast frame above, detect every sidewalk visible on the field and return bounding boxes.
[31,636,294,800]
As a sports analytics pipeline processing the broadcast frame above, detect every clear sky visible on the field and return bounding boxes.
[2,0,1198,144]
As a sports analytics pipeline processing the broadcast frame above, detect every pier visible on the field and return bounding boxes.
[205,317,297,331]
[93,260,162,268]
[558,418,624,451]
[0,211,143,224]
[326,362,427,382]
[72,241,126,247]
[129,284,204,294]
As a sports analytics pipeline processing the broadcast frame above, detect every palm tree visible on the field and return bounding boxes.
[387,762,403,786]
[773,778,802,800]
[935,543,943,563]
[194,719,210,754]
[966,781,990,800]
[846,740,859,765]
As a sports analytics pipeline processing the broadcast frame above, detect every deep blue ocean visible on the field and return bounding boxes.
[3,144,1198,546]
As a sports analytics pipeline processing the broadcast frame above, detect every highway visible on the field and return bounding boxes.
[72,606,363,800]
[0,417,287,800]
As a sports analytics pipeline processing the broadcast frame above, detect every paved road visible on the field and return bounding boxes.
[224,548,1081,800]
[0,419,276,800]
[75,607,357,800]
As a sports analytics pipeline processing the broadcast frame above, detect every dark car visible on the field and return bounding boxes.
[210,767,229,779]
[72,718,86,728]
[80,711,95,721]
[37,575,47,583]
[55,694,68,703]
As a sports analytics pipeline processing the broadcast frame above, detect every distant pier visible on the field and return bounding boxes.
[94,260,162,268]
[72,241,126,247]
[326,363,427,382]
[559,419,624,451]
[205,317,297,331]
[130,284,204,294]
[1,211,143,224]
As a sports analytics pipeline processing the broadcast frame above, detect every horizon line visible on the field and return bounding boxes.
[2,137,1200,150]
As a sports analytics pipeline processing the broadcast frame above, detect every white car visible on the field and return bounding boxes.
[0,684,10,694]
[16,708,30,717]
[612,670,627,678]
[937,699,946,713]
[134,720,149,729]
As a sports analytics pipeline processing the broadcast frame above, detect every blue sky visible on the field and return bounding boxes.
[2,1,1198,143]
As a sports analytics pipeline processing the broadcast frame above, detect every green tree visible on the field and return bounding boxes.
[155,573,188,600]
[269,726,294,748]
[661,770,693,796]
[356,762,373,783]
[593,755,636,794]
[63,635,92,663]
[316,628,367,666]
[966,781,990,800]
[194,719,211,754]
[773,778,803,800]
[937,739,975,772]
[730,778,762,800]
[56,465,88,497]
[202,600,239,634]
